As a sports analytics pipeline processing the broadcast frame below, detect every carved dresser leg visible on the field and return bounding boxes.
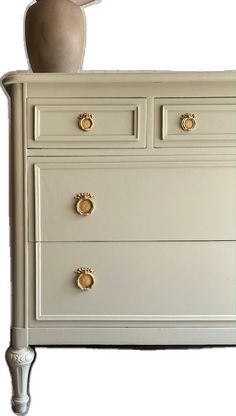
[6,346,36,415]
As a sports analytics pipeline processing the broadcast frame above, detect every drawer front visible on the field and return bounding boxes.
[29,159,236,242]
[155,98,236,147]
[27,98,147,148]
[34,241,236,321]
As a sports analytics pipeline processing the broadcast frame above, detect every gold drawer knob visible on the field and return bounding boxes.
[75,267,95,291]
[75,193,95,216]
[78,113,94,132]
[180,113,196,131]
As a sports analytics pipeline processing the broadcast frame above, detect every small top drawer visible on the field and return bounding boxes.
[27,98,147,149]
[155,98,236,147]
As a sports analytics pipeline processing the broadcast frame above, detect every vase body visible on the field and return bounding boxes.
[25,0,86,73]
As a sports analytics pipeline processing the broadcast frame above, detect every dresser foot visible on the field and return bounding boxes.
[6,346,36,415]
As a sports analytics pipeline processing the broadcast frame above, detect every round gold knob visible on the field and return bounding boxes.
[78,113,94,132]
[75,267,95,291]
[75,193,95,216]
[180,113,196,131]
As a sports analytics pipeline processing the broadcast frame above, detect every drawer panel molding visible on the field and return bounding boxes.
[155,98,236,148]
[28,98,147,148]
[30,159,236,242]
[34,241,236,323]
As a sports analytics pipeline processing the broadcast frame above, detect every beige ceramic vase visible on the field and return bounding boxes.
[25,0,88,72]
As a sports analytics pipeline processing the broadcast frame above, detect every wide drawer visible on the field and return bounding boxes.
[155,98,236,147]
[29,158,236,241]
[27,98,147,148]
[34,241,236,322]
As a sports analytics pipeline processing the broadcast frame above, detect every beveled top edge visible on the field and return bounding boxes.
[2,70,236,88]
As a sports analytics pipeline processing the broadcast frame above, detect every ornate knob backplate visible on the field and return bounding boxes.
[180,113,196,131]
[75,267,95,291]
[78,113,94,132]
[75,193,95,216]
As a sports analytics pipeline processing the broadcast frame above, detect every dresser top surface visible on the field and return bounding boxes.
[2,70,236,87]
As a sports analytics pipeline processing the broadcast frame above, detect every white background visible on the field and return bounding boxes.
[1,1,236,415]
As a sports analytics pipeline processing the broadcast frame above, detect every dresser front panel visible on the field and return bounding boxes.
[29,159,236,242]
[155,98,236,148]
[4,72,236,349]
[27,98,147,149]
[33,241,236,323]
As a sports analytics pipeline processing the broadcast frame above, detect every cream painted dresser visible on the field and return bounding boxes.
[2,71,236,415]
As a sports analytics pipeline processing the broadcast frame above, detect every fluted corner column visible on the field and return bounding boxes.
[6,346,36,415]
